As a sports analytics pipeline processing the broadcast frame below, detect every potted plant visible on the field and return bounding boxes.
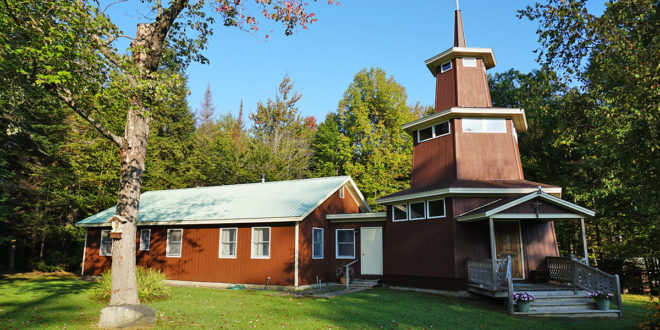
[513,292,535,312]
[591,290,613,310]
[335,263,355,284]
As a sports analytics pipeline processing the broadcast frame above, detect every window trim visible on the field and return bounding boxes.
[251,227,271,259]
[139,229,151,251]
[312,227,324,260]
[417,121,451,143]
[462,118,507,133]
[339,186,345,199]
[100,230,112,256]
[335,229,356,259]
[408,201,427,221]
[440,61,452,73]
[219,227,238,259]
[392,204,408,222]
[427,198,447,219]
[166,228,183,258]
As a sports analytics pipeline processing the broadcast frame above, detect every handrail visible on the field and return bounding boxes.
[344,259,359,289]
[546,257,624,317]
[466,258,509,290]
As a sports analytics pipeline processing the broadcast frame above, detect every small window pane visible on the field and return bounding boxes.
[441,61,452,73]
[313,228,324,259]
[462,118,482,132]
[418,127,433,142]
[428,199,446,218]
[167,229,183,257]
[336,229,355,258]
[409,202,426,220]
[393,204,407,221]
[484,119,506,132]
[100,230,112,256]
[139,229,150,251]
[252,227,270,258]
[463,57,477,67]
[434,122,450,136]
[220,228,237,258]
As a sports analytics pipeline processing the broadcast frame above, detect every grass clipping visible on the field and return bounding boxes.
[89,266,172,303]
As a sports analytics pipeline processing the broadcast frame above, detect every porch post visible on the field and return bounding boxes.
[580,218,589,266]
[489,217,498,289]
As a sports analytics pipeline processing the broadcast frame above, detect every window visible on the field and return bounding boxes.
[409,202,426,220]
[417,121,450,143]
[219,228,237,258]
[251,227,270,259]
[312,228,324,259]
[339,186,345,199]
[392,204,408,222]
[166,229,183,257]
[440,61,452,73]
[427,199,446,218]
[336,229,355,259]
[462,57,477,67]
[139,229,151,251]
[100,230,112,256]
[462,118,507,133]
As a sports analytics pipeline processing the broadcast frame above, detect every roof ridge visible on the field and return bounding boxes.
[142,176,350,194]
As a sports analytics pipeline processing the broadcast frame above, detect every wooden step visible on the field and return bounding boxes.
[528,301,596,312]
[514,309,621,318]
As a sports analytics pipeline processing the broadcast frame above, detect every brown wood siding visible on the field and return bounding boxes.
[435,59,457,112]
[297,187,362,286]
[455,58,492,108]
[454,118,524,180]
[452,197,499,279]
[85,224,296,286]
[410,121,457,187]
[520,220,560,278]
[383,198,456,279]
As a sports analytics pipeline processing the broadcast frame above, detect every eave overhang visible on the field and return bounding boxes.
[455,191,595,222]
[75,216,303,228]
[376,187,563,205]
[425,47,496,76]
[402,107,528,134]
[326,212,387,223]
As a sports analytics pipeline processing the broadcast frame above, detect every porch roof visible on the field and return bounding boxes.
[456,190,595,222]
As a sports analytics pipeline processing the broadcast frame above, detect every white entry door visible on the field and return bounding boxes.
[360,227,383,275]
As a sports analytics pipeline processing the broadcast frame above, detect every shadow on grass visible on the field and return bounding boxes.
[0,275,97,327]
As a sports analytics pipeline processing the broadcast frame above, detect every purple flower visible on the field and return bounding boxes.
[513,292,535,302]
[591,290,613,300]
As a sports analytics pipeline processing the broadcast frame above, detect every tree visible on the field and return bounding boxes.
[314,68,417,208]
[1,0,329,309]
[196,83,216,139]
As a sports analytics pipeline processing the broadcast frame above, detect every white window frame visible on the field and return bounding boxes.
[440,61,452,73]
[335,229,355,259]
[166,229,183,258]
[100,230,112,256]
[312,227,324,260]
[339,186,345,199]
[427,198,447,219]
[408,201,426,220]
[139,229,151,251]
[219,227,238,259]
[462,57,477,67]
[251,227,271,259]
[417,121,450,143]
[392,204,408,222]
[462,118,507,133]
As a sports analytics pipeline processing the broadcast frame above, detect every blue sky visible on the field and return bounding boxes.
[107,1,605,122]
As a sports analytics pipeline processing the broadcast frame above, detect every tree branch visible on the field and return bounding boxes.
[56,88,126,148]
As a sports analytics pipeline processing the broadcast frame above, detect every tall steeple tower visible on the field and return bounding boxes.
[425,7,495,111]
[403,7,528,187]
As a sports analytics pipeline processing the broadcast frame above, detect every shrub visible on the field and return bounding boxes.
[89,266,171,303]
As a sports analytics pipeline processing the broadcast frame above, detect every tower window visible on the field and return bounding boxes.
[417,121,450,143]
[440,61,452,73]
[462,57,477,67]
[462,118,506,133]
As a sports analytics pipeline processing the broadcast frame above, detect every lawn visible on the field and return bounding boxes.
[0,273,652,329]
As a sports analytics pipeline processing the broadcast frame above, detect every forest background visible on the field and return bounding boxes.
[0,0,657,293]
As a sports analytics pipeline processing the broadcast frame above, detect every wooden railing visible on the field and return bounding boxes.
[547,257,623,316]
[344,259,359,289]
[467,258,509,290]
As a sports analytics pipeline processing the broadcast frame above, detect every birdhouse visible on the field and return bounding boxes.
[108,215,127,239]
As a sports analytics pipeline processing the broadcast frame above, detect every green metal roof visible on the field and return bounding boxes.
[76,176,367,227]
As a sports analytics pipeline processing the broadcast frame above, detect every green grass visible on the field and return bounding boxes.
[0,274,652,329]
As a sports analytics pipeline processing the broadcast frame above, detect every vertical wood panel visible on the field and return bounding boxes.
[435,59,457,112]
[456,58,492,107]
[411,129,456,187]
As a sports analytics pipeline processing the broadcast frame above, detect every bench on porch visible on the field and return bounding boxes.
[466,256,623,317]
